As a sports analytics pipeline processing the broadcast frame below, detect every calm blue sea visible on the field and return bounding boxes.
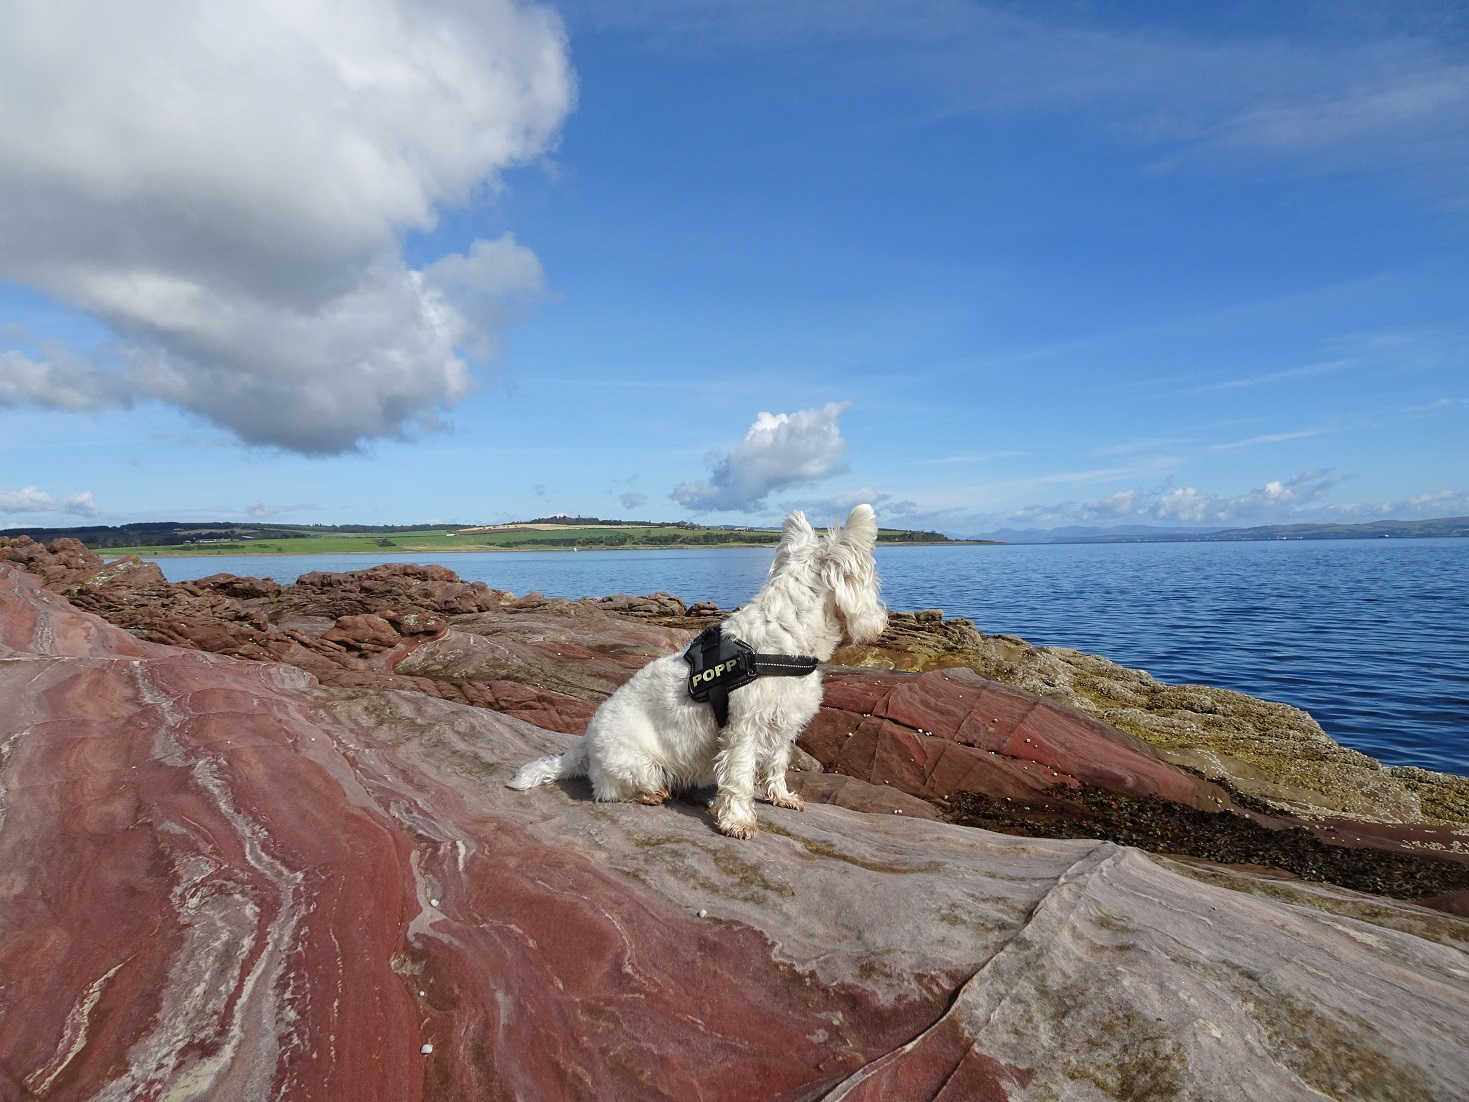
[148,539,1469,777]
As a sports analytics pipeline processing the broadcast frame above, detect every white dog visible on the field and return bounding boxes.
[509,504,887,838]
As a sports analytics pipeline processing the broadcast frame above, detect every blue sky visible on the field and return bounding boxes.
[2,0,1466,536]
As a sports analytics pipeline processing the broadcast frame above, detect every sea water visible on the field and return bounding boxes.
[149,538,1469,776]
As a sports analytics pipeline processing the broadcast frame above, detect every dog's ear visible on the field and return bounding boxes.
[779,509,816,549]
[838,503,878,551]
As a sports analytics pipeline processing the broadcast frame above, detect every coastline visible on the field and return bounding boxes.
[4,534,1467,905]
[26,533,1469,780]
[108,539,993,557]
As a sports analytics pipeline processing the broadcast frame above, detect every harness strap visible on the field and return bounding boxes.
[752,654,819,676]
[700,623,731,726]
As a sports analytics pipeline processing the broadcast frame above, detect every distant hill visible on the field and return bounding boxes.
[970,516,1469,544]
[976,524,1223,544]
[1,519,968,555]
[0,521,475,549]
[1205,517,1469,541]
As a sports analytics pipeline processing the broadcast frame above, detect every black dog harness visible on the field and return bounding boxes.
[683,623,818,726]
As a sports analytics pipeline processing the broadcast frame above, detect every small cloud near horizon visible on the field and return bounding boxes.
[245,500,320,520]
[932,471,1469,534]
[0,485,99,518]
[870,468,1468,535]
[671,402,852,512]
[776,487,920,526]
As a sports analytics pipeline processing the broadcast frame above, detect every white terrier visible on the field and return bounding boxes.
[509,504,887,838]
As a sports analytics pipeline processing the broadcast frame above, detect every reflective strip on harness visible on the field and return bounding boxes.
[683,624,817,726]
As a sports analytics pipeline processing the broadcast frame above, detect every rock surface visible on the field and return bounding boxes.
[4,537,1469,910]
[837,610,1469,826]
[10,536,1465,830]
[3,563,1469,1100]
[804,667,1237,810]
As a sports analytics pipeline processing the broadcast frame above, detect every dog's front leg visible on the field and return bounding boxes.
[759,738,805,811]
[710,725,760,839]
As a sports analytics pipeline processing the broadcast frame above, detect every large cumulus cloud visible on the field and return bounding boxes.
[0,0,573,453]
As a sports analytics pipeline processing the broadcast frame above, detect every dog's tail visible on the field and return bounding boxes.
[507,740,590,790]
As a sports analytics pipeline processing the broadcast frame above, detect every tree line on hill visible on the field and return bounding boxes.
[2,519,954,549]
[520,515,679,527]
[0,522,298,547]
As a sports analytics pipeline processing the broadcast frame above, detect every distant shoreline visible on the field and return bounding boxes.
[117,539,995,558]
[981,517,1469,544]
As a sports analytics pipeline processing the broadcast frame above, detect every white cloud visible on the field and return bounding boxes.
[0,1,573,453]
[245,500,317,520]
[1093,436,1189,456]
[920,450,1029,464]
[1402,397,1469,414]
[0,348,130,411]
[798,470,1466,537]
[1321,489,1469,520]
[780,486,919,523]
[0,486,100,518]
[1154,487,1213,523]
[619,491,649,511]
[1207,61,1469,168]
[65,491,100,518]
[672,402,852,511]
[989,469,1351,529]
[1406,490,1469,513]
[573,2,1468,201]
[1092,489,1141,516]
[1120,469,1349,524]
[1191,361,1350,393]
[1207,429,1324,451]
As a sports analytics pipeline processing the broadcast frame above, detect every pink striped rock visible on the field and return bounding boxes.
[803,667,1235,809]
[3,563,1468,1099]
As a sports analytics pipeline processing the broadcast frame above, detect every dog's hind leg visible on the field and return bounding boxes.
[578,701,674,805]
[588,758,671,805]
[586,734,672,806]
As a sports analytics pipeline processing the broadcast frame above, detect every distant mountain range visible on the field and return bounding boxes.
[968,516,1469,544]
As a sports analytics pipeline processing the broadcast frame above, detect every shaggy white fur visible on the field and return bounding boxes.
[508,503,887,838]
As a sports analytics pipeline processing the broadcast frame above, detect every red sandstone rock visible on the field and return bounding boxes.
[395,614,686,703]
[78,555,169,591]
[384,609,448,636]
[803,667,1235,811]
[0,535,106,590]
[184,572,283,599]
[321,612,402,648]
[5,539,1467,867]
[587,591,689,618]
[2,562,1468,1100]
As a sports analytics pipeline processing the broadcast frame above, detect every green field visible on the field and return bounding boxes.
[92,524,962,557]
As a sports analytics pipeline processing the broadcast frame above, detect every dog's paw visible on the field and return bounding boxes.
[636,786,671,806]
[711,794,759,839]
[768,790,805,812]
[717,816,759,840]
